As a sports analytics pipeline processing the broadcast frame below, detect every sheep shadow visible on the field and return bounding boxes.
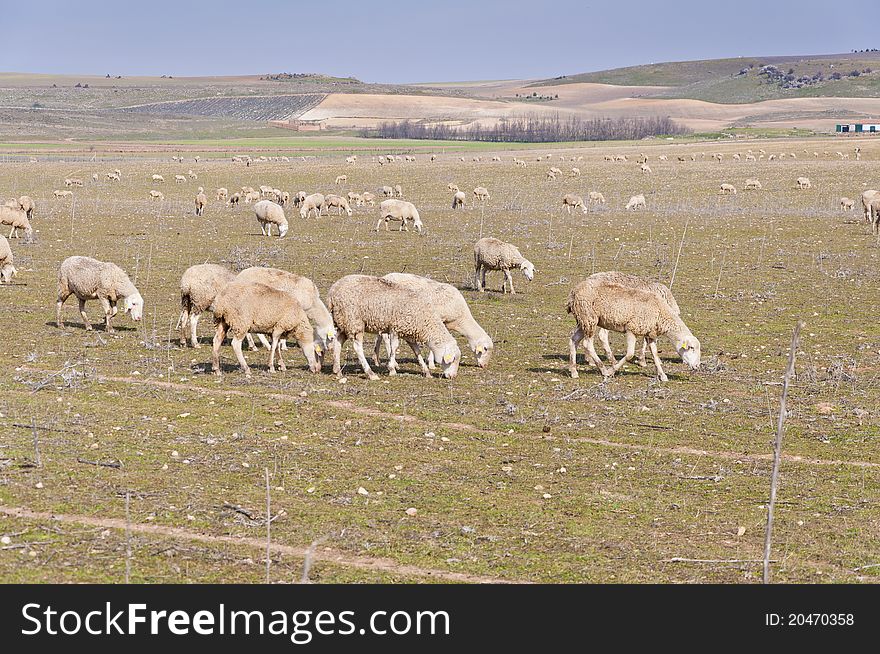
[44,320,135,333]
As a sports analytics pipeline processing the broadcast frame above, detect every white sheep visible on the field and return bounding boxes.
[253,200,288,237]
[588,191,606,205]
[151,174,165,183]
[149,190,164,201]
[840,197,855,211]
[567,275,700,382]
[335,175,347,185]
[56,256,144,332]
[299,193,325,219]
[473,186,490,202]
[54,190,73,198]
[452,190,466,209]
[379,185,394,197]
[211,280,319,378]
[640,163,652,174]
[796,177,812,189]
[216,188,228,201]
[195,188,207,216]
[0,234,16,284]
[570,167,581,176]
[720,183,737,195]
[0,207,33,240]
[361,192,376,207]
[323,194,353,216]
[744,178,762,190]
[326,274,461,380]
[562,193,587,214]
[376,199,423,233]
[625,194,646,210]
[861,190,878,223]
[177,263,254,349]
[473,237,535,294]
[175,174,187,184]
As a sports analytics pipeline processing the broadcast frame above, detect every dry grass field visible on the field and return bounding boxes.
[0,136,878,583]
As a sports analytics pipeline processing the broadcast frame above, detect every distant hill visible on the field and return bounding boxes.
[530,52,880,103]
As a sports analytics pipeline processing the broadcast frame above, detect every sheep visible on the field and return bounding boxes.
[452,190,466,209]
[236,267,336,359]
[299,193,325,219]
[796,177,812,189]
[732,153,740,161]
[53,190,73,198]
[13,196,35,221]
[177,263,260,349]
[211,280,319,378]
[745,154,756,162]
[55,256,144,333]
[361,191,376,207]
[187,169,197,179]
[345,156,357,164]
[0,234,16,284]
[323,194,353,216]
[195,188,207,216]
[174,174,187,184]
[380,185,394,197]
[253,199,289,237]
[106,171,120,181]
[227,192,241,207]
[625,194,646,211]
[289,191,307,208]
[149,190,164,201]
[259,185,273,198]
[549,167,563,176]
[348,192,363,207]
[326,274,461,380]
[375,273,493,369]
[658,155,668,161]
[92,173,99,182]
[216,188,228,201]
[588,191,606,205]
[473,237,535,294]
[376,199,423,233]
[244,190,261,204]
[335,175,347,185]
[151,174,164,183]
[640,163,652,174]
[562,193,587,214]
[0,207,33,240]
[604,155,614,162]
[64,178,84,187]
[870,196,880,236]
[546,171,557,181]
[744,178,762,190]
[281,191,290,206]
[394,184,403,197]
[720,183,737,195]
[840,197,855,211]
[473,186,490,202]
[861,190,878,223]
[570,167,581,176]
[447,183,459,193]
[566,276,700,382]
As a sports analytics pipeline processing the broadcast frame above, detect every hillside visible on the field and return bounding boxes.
[531,52,880,103]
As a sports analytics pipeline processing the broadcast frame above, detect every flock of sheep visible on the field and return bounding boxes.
[3,143,878,384]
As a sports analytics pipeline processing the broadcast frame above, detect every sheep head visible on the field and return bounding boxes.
[520,260,535,281]
[124,292,144,321]
[472,336,494,368]
[673,332,701,370]
[430,339,461,379]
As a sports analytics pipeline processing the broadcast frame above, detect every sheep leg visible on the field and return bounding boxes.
[474,264,483,291]
[505,269,515,295]
[333,333,347,377]
[177,307,189,346]
[568,326,584,378]
[76,299,93,331]
[56,293,69,329]
[296,334,319,373]
[481,267,487,290]
[584,335,613,377]
[647,339,668,382]
[351,334,380,380]
[268,333,281,372]
[427,349,436,370]
[255,333,271,350]
[372,334,384,366]
[231,335,250,377]
[245,333,259,351]
[386,334,399,376]
[189,312,202,348]
[638,338,649,368]
[598,328,617,365]
[98,297,115,333]
[212,322,228,375]
[611,332,637,373]
[406,338,432,378]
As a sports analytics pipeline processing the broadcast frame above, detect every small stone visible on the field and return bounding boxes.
[306,487,316,494]
[177,412,191,418]
[0,536,11,545]
[737,526,747,537]
[357,487,369,496]
[35,482,44,489]
[274,421,283,427]
[815,402,835,415]
[542,493,552,499]
[405,508,418,516]
[171,450,179,458]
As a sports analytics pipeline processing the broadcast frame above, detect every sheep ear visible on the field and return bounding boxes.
[679,340,689,350]
[475,345,484,354]
[442,353,455,365]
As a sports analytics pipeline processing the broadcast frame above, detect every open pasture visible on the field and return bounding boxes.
[1,137,878,583]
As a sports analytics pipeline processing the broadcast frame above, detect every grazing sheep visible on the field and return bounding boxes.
[625,194,646,211]
[65,178,84,187]
[299,193,325,219]
[335,175,347,185]
[244,190,261,204]
[840,197,855,211]
[56,256,144,332]
[473,237,535,294]
[227,192,241,207]
[376,199,423,233]
[452,190,466,209]
[473,186,490,202]
[720,183,737,195]
[326,274,461,380]
[216,188,228,201]
[289,191,307,208]
[380,185,394,197]
[394,184,403,197]
[744,178,762,190]
[253,199,289,237]
[195,188,207,216]
[0,234,16,284]
[151,174,164,183]
[177,263,255,349]
[861,190,878,223]
[546,171,557,181]
[588,191,606,205]
[796,177,812,189]
[570,167,581,176]
[562,193,587,214]
[447,183,459,193]
[345,156,357,164]
[348,192,363,207]
[658,155,668,161]
[0,207,33,240]
[361,192,376,207]
[16,196,35,221]
[175,174,187,184]
[870,196,880,235]
[640,163,652,174]
[566,276,700,382]
[323,194,353,216]
[149,190,164,201]
[187,170,197,179]
[107,171,121,181]
[53,190,73,198]
[377,272,493,369]
[211,281,319,378]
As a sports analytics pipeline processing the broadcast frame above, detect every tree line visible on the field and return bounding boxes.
[363,114,690,142]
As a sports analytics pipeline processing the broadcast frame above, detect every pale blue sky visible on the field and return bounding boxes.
[2,0,877,82]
